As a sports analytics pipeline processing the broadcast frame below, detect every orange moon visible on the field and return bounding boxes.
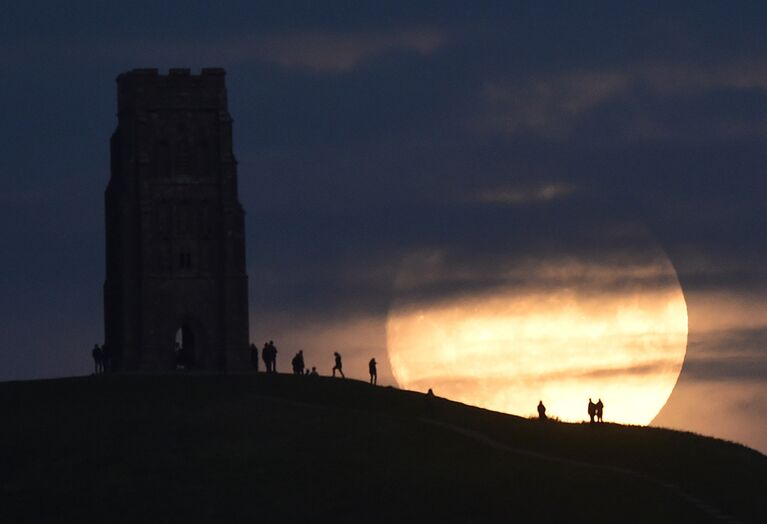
[386,247,688,425]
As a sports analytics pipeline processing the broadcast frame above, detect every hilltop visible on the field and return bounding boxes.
[1,374,764,523]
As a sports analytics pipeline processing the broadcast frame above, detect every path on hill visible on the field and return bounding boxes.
[420,418,742,524]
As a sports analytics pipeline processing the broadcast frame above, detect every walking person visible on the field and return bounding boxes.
[332,352,345,378]
[369,358,377,385]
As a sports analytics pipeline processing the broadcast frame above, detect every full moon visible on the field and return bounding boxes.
[386,244,688,425]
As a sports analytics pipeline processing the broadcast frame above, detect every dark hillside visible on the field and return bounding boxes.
[1,375,764,523]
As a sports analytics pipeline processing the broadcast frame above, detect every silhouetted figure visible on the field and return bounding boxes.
[262,341,278,373]
[292,350,305,375]
[595,399,604,423]
[369,358,377,385]
[588,398,596,423]
[262,342,270,372]
[537,400,547,420]
[250,343,259,371]
[332,352,345,378]
[310,366,318,376]
[92,344,103,374]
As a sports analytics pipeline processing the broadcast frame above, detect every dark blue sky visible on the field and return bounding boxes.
[1,2,766,451]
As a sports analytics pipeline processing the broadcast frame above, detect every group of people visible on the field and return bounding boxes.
[259,341,278,373]
[291,350,319,376]
[90,343,111,374]
[91,339,605,424]
[250,342,378,385]
[588,398,605,423]
[536,398,605,423]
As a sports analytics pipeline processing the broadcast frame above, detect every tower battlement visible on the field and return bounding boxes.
[116,68,228,113]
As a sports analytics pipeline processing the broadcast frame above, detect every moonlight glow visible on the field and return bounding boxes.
[386,252,688,425]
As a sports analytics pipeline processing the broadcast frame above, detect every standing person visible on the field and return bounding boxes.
[537,400,547,420]
[588,398,596,423]
[262,342,270,372]
[332,352,345,378]
[595,399,604,423]
[292,350,305,375]
[250,343,259,371]
[368,358,377,385]
[92,344,102,375]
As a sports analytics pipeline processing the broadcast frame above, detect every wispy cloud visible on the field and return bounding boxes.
[477,71,630,136]
[474,62,767,138]
[0,29,445,72]
[475,182,575,205]
[256,29,444,72]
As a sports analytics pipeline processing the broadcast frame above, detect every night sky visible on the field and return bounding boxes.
[1,3,766,452]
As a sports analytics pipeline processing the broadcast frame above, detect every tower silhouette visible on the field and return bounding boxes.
[104,68,249,371]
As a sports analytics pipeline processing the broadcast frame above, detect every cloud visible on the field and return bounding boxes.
[391,229,683,307]
[474,62,767,138]
[680,325,767,381]
[0,29,445,72]
[475,182,575,205]
[653,379,767,453]
[406,359,683,391]
[477,71,631,136]
[255,29,444,72]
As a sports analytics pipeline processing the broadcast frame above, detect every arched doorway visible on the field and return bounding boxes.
[174,324,196,369]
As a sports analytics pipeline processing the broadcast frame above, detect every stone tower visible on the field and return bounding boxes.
[104,68,249,372]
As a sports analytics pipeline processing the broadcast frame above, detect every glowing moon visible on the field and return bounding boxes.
[386,248,688,425]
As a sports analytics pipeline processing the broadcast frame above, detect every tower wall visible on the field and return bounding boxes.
[104,68,249,372]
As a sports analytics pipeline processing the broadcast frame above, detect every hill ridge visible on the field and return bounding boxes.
[1,374,764,523]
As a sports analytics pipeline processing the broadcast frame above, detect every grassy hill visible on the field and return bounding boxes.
[1,374,765,523]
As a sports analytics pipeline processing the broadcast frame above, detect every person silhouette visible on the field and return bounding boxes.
[332,352,344,378]
[292,350,305,375]
[595,398,604,423]
[250,343,259,371]
[588,398,596,423]
[310,366,318,376]
[92,344,102,375]
[537,400,547,420]
[261,342,270,372]
[368,358,377,385]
